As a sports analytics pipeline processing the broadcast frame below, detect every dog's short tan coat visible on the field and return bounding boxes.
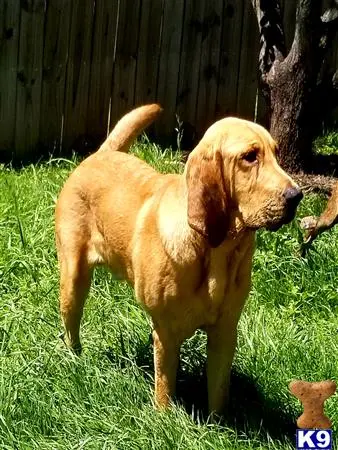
[55,104,301,414]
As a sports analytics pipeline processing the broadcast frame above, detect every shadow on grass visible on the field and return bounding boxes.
[176,366,295,442]
[105,338,296,443]
[228,370,296,441]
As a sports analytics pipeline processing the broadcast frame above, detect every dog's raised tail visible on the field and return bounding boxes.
[99,104,163,153]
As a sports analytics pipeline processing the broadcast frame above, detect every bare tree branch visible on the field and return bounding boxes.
[251,0,286,80]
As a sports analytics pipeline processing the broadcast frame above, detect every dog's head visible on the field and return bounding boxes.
[185,117,303,247]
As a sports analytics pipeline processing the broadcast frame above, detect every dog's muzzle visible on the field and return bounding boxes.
[266,187,303,231]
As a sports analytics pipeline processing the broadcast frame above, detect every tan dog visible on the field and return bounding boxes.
[55,104,302,415]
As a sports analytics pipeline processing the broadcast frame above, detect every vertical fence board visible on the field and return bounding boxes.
[156,0,185,138]
[39,0,72,155]
[0,0,20,157]
[195,0,223,132]
[216,0,244,120]
[15,0,45,159]
[236,1,260,121]
[63,0,95,152]
[135,0,164,107]
[87,0,118,144]
[176,0,205,134]
[109,0,142,129]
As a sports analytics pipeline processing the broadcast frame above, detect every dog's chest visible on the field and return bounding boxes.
[198,244,252,325]
[150,239,254,335]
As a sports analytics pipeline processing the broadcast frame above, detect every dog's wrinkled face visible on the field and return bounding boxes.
[218,118,302,230]
[186,117,303,247]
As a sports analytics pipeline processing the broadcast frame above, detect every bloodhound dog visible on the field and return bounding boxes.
[55,104,302,415]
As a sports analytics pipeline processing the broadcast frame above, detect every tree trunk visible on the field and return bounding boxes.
[252,0,338,174]
[268,60,315,172]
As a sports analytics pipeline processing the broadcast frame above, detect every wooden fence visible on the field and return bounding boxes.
[0,0,337,162]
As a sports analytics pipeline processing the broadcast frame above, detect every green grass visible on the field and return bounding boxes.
[314,131,338,155]
[0,141,337,449]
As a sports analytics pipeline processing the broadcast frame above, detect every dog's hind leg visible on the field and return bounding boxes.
[58,250,92,354]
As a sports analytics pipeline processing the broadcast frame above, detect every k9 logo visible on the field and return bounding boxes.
[296,429,332,450]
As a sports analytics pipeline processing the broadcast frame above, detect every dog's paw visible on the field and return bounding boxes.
[58,332,82,355]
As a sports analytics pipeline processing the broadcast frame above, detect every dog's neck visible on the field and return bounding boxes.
[157,175,254,264]
[227,211,253,239]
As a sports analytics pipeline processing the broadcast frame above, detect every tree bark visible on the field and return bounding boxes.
[252,0,338,174]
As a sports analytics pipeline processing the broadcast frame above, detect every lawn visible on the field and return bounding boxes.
[0,140,337,449]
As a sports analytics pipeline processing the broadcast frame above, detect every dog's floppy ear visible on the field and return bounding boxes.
[186,147,228,247]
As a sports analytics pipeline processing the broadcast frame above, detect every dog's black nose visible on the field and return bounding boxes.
[283,187,303,206]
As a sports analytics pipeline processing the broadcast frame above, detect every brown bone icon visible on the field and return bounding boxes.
[289,380,336,429]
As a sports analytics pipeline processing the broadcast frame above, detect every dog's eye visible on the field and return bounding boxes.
[242,149,258,164]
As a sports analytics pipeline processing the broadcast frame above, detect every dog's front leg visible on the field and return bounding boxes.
[206,315,239,416]
[152,328,180,408]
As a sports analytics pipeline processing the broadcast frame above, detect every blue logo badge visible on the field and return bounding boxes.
[296,429,332,450]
